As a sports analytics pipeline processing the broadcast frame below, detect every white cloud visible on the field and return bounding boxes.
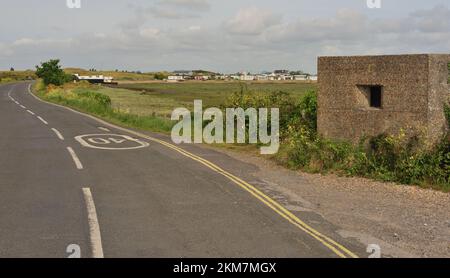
[148,0,210,19]
[157,0,211,11]
[1,3,450,73]
[226,7,282,35]
[139,28,161,40]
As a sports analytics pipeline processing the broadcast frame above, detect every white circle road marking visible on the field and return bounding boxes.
[88,137,111,145]
[75,134,150,150]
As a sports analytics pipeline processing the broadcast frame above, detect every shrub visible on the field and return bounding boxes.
[226,87,450,190]
[36,59,72,86]
[75,90,112,107]
[444,103,450,126]
[298,90,318,132]
[154,72,168,80]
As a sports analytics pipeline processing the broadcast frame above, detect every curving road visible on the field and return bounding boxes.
[0,82,364,258]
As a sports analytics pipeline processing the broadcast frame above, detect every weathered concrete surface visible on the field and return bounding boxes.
[318,54,450,144]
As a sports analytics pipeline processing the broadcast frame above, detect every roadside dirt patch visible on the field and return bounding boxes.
[209,146,450,258]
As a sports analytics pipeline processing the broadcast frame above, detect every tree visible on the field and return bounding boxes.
[154,72,168,80]
[35,59,71,86]
[10,67,14,72]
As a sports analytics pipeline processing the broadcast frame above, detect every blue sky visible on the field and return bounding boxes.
[0,0,449,73]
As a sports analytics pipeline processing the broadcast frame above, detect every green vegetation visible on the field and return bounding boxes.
[153,72,169,80]
[448,62,450,84]
[445,104,450,124]
[0,70,36,84]
[227,88,450,191]
[33,81,174,133]
[113,82,316,117]
[36,59,73,86]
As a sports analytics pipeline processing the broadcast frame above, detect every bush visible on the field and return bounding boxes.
[154,72,168,80]
[75,90,112,107]
[36,59,72,86]
[225,86,449,190]
[298,90,317,132]
[444,104,450,126]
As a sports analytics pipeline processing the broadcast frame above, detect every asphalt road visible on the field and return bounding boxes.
[0,82,364,258]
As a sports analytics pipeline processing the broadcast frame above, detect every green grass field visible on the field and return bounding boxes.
[0,70,36,84]
[104,81,317,118]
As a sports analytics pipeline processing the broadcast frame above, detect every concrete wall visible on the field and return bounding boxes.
[317,54,450,144]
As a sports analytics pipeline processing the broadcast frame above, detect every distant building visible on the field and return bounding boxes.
[194,75,210,81]
[268,73,277,81]
[168,70,193,81]
[308,75,318,81]
[256,74,269,81]
[173,70,193,76]
[274,70,290,75]
[74,74,114,84]
[294,74,308,81]
[239,72,255,81]
[167,75,186,81]
[283,75,294,81]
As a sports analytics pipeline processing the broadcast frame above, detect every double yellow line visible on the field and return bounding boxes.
[29,83,358,258]
[144,136,358,258]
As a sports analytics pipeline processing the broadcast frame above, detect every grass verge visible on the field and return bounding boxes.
[33,80,174,133]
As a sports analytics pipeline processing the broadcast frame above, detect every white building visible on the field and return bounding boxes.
[294,75,308,81]
[168,75,185,81]
[74,74,114,84]
[256,74,269,81]
[240,73,255,81]
[194,75,211,81]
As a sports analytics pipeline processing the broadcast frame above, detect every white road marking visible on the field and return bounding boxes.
[67,147,83,170]
[75,134,150,150]
[82,188,104,259]
[37,116,48,125]
[27,110,35,115]
[20,105,26,109]
[98,127,110,132]
[51,128,65,141]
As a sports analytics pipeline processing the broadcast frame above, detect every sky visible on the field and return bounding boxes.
[0,0,449,73]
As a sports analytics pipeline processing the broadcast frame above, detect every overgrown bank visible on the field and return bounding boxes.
[33,81,174,133]
[225,87,450,191]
